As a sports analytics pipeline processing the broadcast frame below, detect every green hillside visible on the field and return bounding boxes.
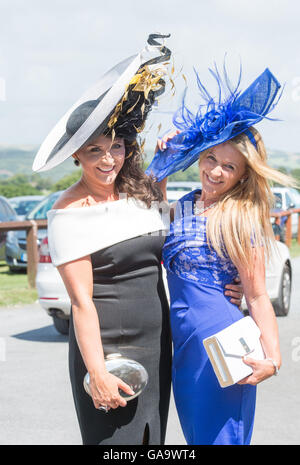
[0,145,76,182]
[1,145,300,185]
[267,149,300,169]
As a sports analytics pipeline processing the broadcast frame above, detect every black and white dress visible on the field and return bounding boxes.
[47,198,172,445]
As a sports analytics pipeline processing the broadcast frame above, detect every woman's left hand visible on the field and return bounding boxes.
[225,277,244,307]
[237,357,278,385]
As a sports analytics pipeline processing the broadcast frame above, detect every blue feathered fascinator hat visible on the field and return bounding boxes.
[146,64,281,181]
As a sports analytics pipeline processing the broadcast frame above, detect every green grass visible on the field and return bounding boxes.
[290,238,300,258]
[0,261,38,307]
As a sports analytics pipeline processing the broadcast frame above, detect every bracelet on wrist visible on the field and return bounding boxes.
[266,357,279,376]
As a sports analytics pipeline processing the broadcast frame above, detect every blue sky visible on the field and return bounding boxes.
[0,0,300,153]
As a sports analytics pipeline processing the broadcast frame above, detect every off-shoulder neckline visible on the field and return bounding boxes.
[48,198,128,214]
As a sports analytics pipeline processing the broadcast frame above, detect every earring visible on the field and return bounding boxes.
[125,151,134,160]
[240,178,246,184]
[74,159,80,166]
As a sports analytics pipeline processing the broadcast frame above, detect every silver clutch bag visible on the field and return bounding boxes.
[83,353,149,401]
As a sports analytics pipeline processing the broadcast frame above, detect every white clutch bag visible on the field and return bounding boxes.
[203,316,265,388]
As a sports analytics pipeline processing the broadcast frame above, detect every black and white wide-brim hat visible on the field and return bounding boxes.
[32,33,171,172]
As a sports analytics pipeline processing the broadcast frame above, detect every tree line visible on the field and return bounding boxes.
[0,165,300,198]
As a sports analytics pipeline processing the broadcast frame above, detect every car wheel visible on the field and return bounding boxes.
[8,266,24,273]
[52,315,69,335]
[273,263,292,317]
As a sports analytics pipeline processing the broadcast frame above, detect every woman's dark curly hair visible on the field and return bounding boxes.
[57,34,170,207]
[67,62,168,207]
[103,65,166,207]
[114,138,163,208]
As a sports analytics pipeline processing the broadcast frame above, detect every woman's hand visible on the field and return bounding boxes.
[89,371,135,411]
[237,357,279,386]
[154,130,181,198]
[225,277,244,307]
[155,129,181,154]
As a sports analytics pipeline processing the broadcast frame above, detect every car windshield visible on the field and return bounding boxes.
[26,192,62,220]
[274,193,282,209]
[167,186,193,191]
[10,199,42,216]
[289,188,300,207]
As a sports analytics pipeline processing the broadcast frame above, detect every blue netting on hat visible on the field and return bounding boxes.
[146,65,281,181]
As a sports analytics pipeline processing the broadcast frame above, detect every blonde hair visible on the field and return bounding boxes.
[200,127,299,269]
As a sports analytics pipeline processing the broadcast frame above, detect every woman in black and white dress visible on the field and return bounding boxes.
[48,133,172,445]
[32,35,174,445]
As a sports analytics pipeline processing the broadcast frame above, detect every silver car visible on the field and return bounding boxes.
[8,195,45,220]
[5,191,62,271]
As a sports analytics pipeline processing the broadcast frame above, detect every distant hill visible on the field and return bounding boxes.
[266,149,300,169]
[0,144,300,183]
[144,147,300,170]
[0,145,76,182]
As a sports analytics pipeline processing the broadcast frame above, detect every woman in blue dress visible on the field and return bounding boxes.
[147,66,298,445]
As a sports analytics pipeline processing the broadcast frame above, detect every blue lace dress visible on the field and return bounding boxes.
[163,190,257,445]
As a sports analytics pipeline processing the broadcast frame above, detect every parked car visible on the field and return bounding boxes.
[5,191,62,271]
[37,227,292,335]
[0,196,18,261]
[8,195,45,220]
[37,237,71,335]
[167,182,202,203]
[284,187,300,207]
[270,187,300,239]
[240,240,292,317]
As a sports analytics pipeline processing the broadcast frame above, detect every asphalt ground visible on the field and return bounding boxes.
[0,257,299,445]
